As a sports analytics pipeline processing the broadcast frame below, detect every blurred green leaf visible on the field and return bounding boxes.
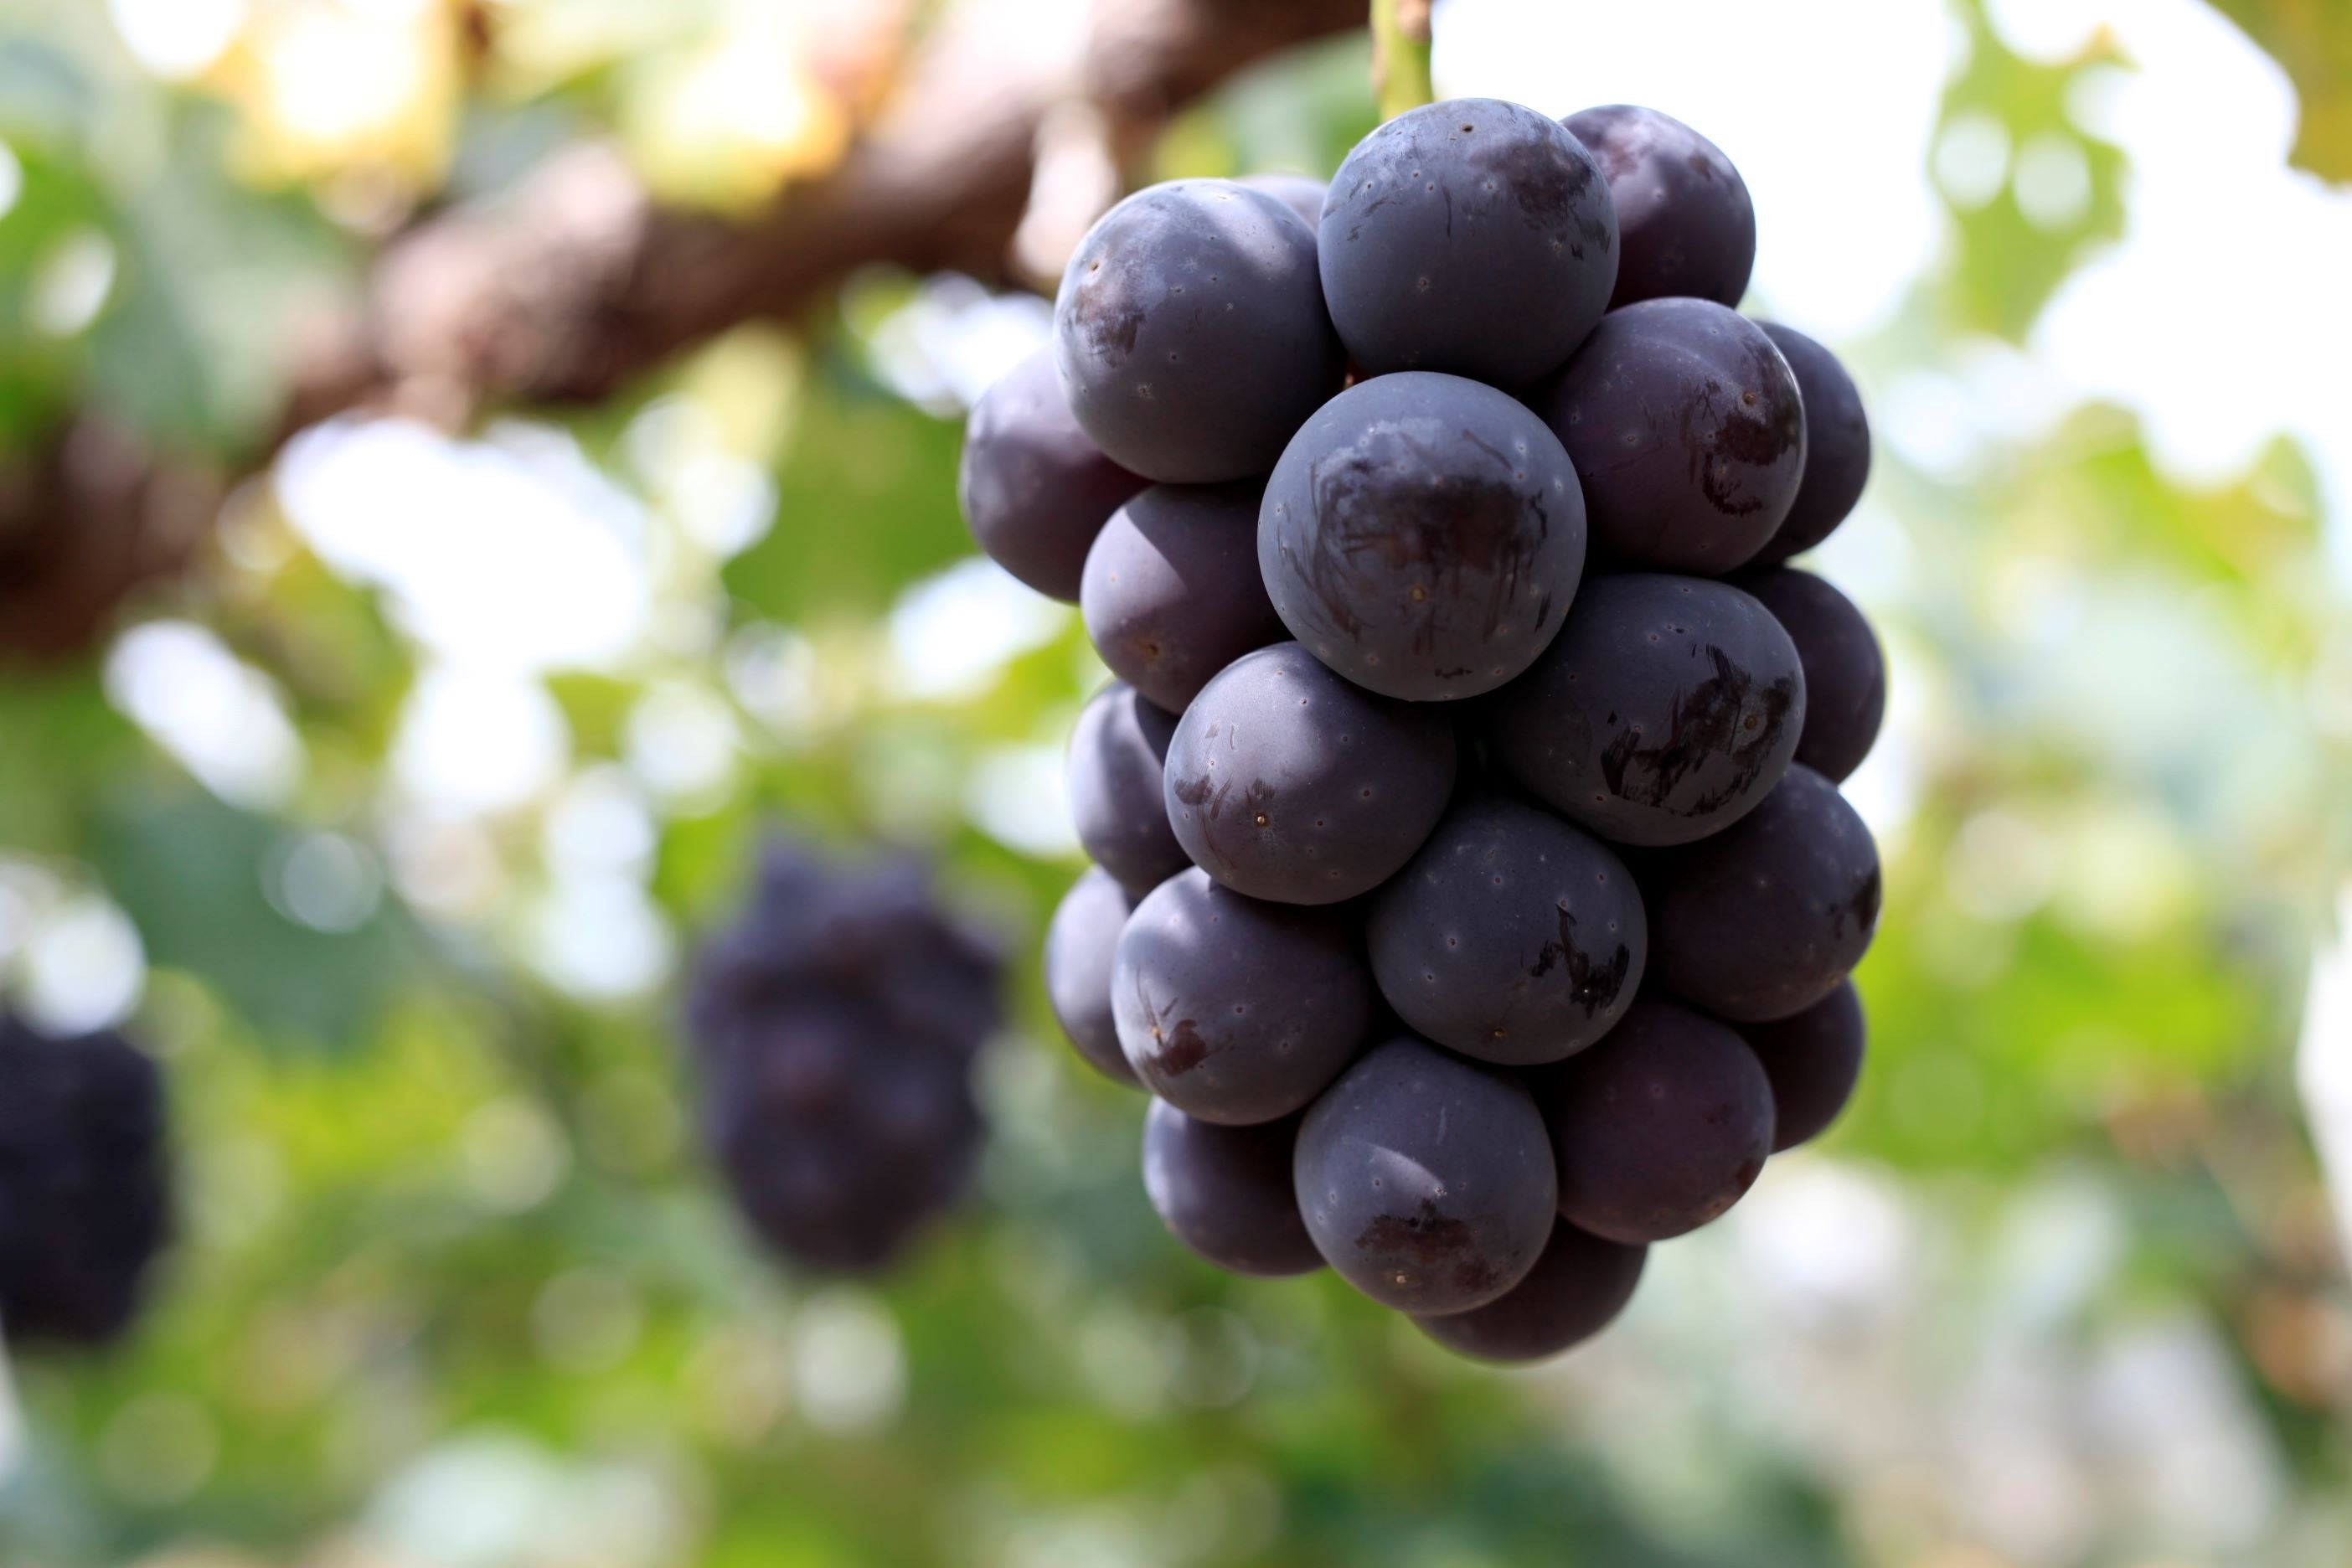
[90,784,423,1047]
[0,663,140,849]
[722,354,967,627]
[1936,3,2129,339]
[2209,0,2352,181]
[0,132,112,449]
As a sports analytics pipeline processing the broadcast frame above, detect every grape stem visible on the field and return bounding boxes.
[1370,0,1435,121]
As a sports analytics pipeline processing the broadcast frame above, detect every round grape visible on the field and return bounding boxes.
[1482,573,1804,847]
[1320,99,1617,386]
[1260,372,1585,701]
[1240,172,1328,232]
[1642,765,1881,1022]
[1565,105,1756,310]
[1530,297,1806,575]
[1043,868,1145,1089]
[1740,567,1884,783]
[1294,1036,1556,1314]
[1743,979,1866,1151]
[1142,1100,1324,1277]
[1083,482,1287,713]
[1412,1222,1644,1364]
[1749,322,1871,565]
[1112,868,1374,1124]
[1066,681,1189,896]
[957,346,1144,600]
[1367,797,1645,1065]
[1055,179,1344,483]
[1533,998,1774,1243]
[1163,642,1456,905]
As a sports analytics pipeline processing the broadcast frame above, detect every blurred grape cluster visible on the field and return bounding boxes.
[0,1,2349,1565]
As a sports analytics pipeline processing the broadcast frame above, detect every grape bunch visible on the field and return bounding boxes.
[685,843,1003,1275]
[0,1013,172,1348]
[967,99,1885,1363]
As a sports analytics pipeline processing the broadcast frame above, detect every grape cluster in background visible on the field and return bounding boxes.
[684,843,1003,1275]
[970,97,1887,1363]
[0,1014,172,1349]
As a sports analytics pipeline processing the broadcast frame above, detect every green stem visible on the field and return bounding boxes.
[1370,0,1435,121]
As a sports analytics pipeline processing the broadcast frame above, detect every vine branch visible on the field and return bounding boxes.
[0,0,1364,659]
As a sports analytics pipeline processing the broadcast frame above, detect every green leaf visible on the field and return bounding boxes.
[89,783,425,1048]
[1933,3,2128,340]
[720,355,968,628]
[2207,0,2352,182]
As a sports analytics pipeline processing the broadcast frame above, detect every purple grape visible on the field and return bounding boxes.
[1529,297,1806,575]
[1066,681,1189,897]
[1750,322,1871,565]
[1740,567,1885,782]
[1482,573,1804,847]
[957,346,1145,600]
[700,996,987,1273]
[1240,173,1328,232]
[1259,372,1586,701]
[1320,99,1618,386]
[1082,482,1287,713]
[0,1014,171,1346]
[1055,180,1344,483]
[1294,1036,1555,1313]
[1642,766,1880,1023]
[1533,999,1774,1243]
[686,842,1001,1274]
[1043,868,1146,1089]
[1565,105,1756,310]
[1412,1221,1644,1363]
[1367,797,1645,1065]
[1163,642,1456,905]
[1142,1100,1323,1277]
[1111,868,1374,1124]
[1742,979,1866,1151]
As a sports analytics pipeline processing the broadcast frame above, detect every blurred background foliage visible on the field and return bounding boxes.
[2,1,2351,1565]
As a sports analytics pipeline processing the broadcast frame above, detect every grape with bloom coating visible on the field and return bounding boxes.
[1055,180,1344,483]
[1084,482,1287,714]
[1067,681,1189,896]
[1533,998,1774,1244]
[1163,643,1456,905]
[1531,297,1806,575]
[1750,322,1872,566]
[1240,172,1328,232]
[1565,105,1756,310]
[1742,979,1866,1151]
[957,347,1143,600]
[1412,1221,1644,1363]
[1043,868,1145,1089]
[1112,868,1374,1125]
[1294,1036,1556,1314]
[1260,372,1585,701]
[1368,797,1645,1065]
[1741,567,1884,783]
[1641,765,1880,1023]
[1482,573,1804,847]
[1143,1101,1323,1276]
[1320,99,1617,386]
